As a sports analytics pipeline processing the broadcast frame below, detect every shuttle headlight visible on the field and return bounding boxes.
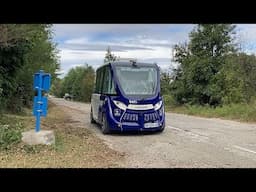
[154,100,163,111]
[159,107,163,116]
[113,100,127,111]
[159,105,165,116]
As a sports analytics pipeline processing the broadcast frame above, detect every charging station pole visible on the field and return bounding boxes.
[33,70,51,132]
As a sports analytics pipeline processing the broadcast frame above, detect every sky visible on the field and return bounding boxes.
[51,24,256,77]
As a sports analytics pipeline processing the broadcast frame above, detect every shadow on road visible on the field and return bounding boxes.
[93,123,164,136]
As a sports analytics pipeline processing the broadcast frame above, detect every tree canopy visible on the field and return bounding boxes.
[170,24,236,106]
[104,46,116,63]
[51,64,95,102]
[0,24,59,113]
[167,24,256,106]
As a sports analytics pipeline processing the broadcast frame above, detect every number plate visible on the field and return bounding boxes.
[144,122,159,128]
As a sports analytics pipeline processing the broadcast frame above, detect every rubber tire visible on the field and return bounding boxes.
[158,122,165,133]
[101,113,110,134]
[90,108,96,124]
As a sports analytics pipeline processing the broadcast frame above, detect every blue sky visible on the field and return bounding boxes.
[52,24,256,76]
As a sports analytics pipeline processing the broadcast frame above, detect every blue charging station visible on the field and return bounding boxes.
[33,70,51,132]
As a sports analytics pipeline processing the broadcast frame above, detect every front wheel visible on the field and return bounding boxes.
[101,113,110,134]
[90,108,96,124]
[158,122,165,133]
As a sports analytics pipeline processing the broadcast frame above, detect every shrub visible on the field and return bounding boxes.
[163,94,178,107]
[0,122,23,150]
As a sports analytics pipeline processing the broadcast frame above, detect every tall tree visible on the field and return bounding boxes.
[160,71,172,95]
[58,65,95,102]
[104,46,116,63]
[222,53,256,104]
[171,24,237,106]
[0,24,59,112]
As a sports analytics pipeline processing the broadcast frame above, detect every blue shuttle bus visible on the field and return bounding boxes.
[90,60,165,134]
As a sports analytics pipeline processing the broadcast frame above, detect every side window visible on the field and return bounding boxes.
[94,67,104,94]
[94,69,100,93]
[102,66,116,95]
[95,66,116,95]
[98,68,104,94]
[109,69,116,95]
[103,66,110,94]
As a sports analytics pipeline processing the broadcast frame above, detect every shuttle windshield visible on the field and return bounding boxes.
[114,65,158,97]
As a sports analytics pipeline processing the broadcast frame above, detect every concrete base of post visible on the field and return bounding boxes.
[22,130,55,145]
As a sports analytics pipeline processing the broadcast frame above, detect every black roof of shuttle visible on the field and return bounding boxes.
[97,61,159,71]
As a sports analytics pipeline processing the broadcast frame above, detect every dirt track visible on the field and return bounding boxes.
[50,97,256,168]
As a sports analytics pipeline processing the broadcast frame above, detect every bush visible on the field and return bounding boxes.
[0,121,23,150]
[163,94,178,107]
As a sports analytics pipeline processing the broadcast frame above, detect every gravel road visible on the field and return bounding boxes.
[50,97,256,168]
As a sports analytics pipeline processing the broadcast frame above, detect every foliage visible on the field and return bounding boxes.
[0,118,23,150]
[163,94,178,108]
[171,24,238,106]
[160,71,172,95]
[104,46,116,63]
[0,24,59,113]
[52,64,95,102]
[50,78,63,98]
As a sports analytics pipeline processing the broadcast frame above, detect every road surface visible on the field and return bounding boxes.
[50,97,256,168]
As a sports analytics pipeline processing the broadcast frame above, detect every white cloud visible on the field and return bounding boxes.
[58,47,173,76]
[53,24,195,43]
[65,37,90,44]
[53,24,256,77]
[115,46,171,60]
[236,24,256,42]
[60,49,104,61]
[235,24,256,54]
[51,24,195,76]
[53,24,172,38]
[71,64,86,68]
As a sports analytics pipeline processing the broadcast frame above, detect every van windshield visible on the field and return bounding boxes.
[115,66,158,97]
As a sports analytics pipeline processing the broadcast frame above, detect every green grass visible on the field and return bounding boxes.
[167,103,256,122]
[0,102,123,168]
[0,115,24,150]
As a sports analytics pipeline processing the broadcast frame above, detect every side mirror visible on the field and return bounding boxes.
[100,95,105,101]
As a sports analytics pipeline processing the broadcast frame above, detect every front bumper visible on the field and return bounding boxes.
[107,108,165,132]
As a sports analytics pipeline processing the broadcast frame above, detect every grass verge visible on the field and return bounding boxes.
[0,102,124,168]
[166,103,256,122]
